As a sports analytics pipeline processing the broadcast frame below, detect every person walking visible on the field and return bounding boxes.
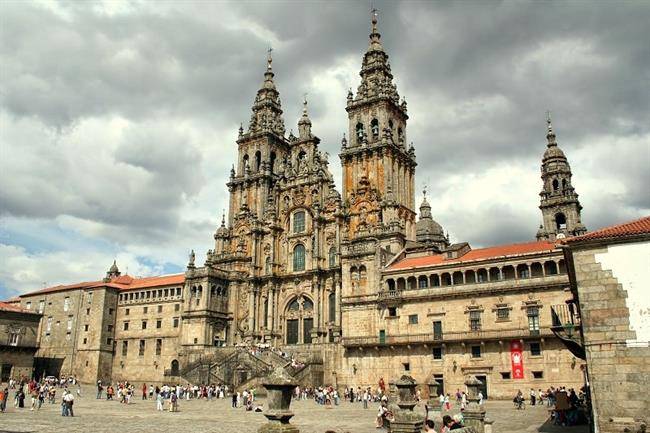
[142,383,147,400]
[362,388,369,409]
[96,380,103,399]
[0,387,8,412]
[156,391,164,411]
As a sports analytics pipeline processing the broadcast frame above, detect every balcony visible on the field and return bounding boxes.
[341,327,553,348]
[550,303,585,360]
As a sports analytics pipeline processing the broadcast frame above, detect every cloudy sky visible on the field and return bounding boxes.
[1,0,648,298]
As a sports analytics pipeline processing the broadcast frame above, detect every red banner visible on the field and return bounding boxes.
[510,341,524,379]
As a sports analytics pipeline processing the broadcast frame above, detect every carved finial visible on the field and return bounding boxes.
[423,185,427,199]
[221,210,226,227]
[546,110,557,147]
[302,93,308,115]
[267,46,273,71]
[371,7,379,33]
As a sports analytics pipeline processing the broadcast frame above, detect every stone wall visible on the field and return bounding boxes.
[569,242,649,433]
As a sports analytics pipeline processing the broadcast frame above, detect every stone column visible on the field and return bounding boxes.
[259,368,299,433]
[389,375,424,433]
[463,376,487,433]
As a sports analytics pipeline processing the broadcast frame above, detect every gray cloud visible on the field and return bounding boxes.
[0,0,648,295]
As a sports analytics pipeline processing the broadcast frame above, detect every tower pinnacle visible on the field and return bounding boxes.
[537,114,586,241]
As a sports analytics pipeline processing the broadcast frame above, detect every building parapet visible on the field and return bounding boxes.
[341,327,553,348]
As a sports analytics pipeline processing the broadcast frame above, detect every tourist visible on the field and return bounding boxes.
[64,389,75,416]
[530,388,536,406]
[169,389,178,412]
[96,380,103,399]
[142,383,147,400]
[441,415,463,432]
[30,387,38,411]
[156,390,164,411]
[444,393,451,411]
[0,387,8,412]
[478,391,484,405]
[375,401,391,428]
[439,393,445,412]
[231,391,237,408]
[362,388,369,409]
[424,419,438,433]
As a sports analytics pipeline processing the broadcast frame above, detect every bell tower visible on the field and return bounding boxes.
[339,10,416,242]
[536,114,587,241]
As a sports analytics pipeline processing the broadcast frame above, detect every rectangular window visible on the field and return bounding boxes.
[433,321,443,340]
[497,307,510,320]
[532,371,544,379]
[38,300,45,313]
[158,305,163,313]
[125,308,130,315]
[530,342,542,356]
[469,310,481,331]
[67,316,73,331]
[142,321,147,330]
[432,347,443,360]
[122,341,128,356]
[501,372,511,379]
[175,304,180,312]
[408,314,418,324]
[107,325,113,332]
[143,306,148,314]
[26,301,31,310]
[388,307,397,317]
[528,306,540,333]
[63,296,70,312]
[156,320,162,329]
[83,338,87,344]
[84,324,89,332]
[46,317,52,333]
[87,292,93,304]
[173,317,179,328]
[106,338,112,345]
[86,308,90,315]
[109,308,114,315]
[139,339,145,356]
[176,287,181,296]
[403,362,410,371]
[471,345,481,358]
[123,322,129,331]
[293,211,306,233]
[156,339,162,356]
[164,289,169,297]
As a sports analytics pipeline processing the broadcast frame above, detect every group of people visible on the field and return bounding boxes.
[514,386,588,426]
[0,377,78,416]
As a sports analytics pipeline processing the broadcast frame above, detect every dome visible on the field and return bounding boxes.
[543,145,566,160]
[416,217,444,237]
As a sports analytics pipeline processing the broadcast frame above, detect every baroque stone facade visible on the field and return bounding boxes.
[6,14,590,398]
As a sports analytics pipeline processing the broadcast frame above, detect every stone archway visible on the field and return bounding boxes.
[285,295,314,345]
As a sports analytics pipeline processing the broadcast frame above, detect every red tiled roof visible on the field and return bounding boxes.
[563,215,650,244]
[120,274,185,291]
[0,301,40,315]
[19,273,185,297]
[388,240,557,271]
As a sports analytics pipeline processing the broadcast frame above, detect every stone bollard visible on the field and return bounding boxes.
[426,374,440,409]
[463,376,487,433]
[258,367,299,433]
[483,418,494,433]
[388,375,425,433]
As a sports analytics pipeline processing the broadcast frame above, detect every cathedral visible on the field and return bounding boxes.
[6,14,590,398]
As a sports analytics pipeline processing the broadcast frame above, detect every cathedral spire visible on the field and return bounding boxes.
[537,113,586,241]
[247,47,285,136]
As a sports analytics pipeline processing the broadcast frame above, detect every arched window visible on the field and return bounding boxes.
[293,244,306,272]
[388,120,394,131]
[356,122,364,143]
[170,359,179,375]
[397,127,403,143]
[555,213,567,230]
[242,154,249,172]
[552,179,559,191]
[255,151,261,172]
[270,151,277,173]
[265,257,272,274]
[418,276,428,289]
[328,292,336,323]
[371,118,379,138]
[293,211,306,233]
[562,179,567,190]
[288,298,300,311]
[297,150,307,172]
[328,246,337,267]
